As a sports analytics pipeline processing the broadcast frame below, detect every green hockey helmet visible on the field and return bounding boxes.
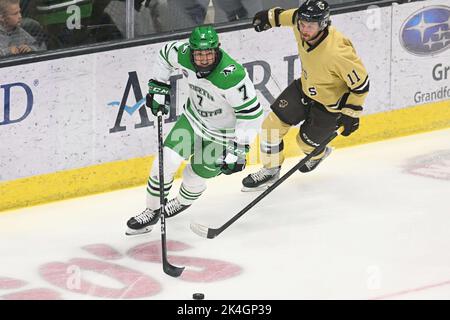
[189,25,220,50]
[189,25,222,78]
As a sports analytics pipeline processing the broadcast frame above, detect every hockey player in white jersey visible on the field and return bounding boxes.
[126,25,263,235]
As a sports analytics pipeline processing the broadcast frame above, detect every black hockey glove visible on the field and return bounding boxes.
[217,142,249,175]
[253,10,271,32]
[146,79,170,116]
[339,104,363,136]
[340,115,359,136]
[253,8,284,32]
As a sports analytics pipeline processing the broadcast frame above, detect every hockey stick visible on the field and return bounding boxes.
[190,128,343,239]
[156,109,185,277]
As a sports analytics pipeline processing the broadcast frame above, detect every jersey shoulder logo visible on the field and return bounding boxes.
[181,43,189,54]
[221,64,236,77]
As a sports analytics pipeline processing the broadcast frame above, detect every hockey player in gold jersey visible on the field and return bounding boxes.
[242,0,369,191]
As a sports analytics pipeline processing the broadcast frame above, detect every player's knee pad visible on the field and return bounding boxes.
[297,125,325,154]
[297,107,339,153]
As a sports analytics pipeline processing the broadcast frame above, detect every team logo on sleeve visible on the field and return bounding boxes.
[221,64,236,76]
[181,43,189,54]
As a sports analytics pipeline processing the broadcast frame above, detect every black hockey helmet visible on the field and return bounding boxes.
[297,0,331,30]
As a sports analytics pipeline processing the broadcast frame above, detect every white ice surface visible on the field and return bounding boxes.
[1,129,449,300]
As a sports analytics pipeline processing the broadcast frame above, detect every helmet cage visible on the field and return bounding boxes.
[188,26,221,77]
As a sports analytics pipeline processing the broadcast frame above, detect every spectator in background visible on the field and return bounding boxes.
[164,0,210,30]
[162,0,263,31]
[108,0,160,37]
[29,0,121,49]
[0,0,44,57]
[20,16,48,49]
[214,0,263,22]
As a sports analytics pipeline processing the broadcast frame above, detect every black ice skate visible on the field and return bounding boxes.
[299,146,332,173]
[125,198,191,235]
[241,166,281,192]
[125,208,160,236]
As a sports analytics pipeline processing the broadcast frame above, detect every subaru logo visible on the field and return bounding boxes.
[400,6,449,56]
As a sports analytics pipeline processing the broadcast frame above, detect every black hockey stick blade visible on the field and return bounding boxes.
[163,261,185,277]
[161,212,185,277]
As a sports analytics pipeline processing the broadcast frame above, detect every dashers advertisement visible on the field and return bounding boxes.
[391,0,450,108]
[2,1,448,183]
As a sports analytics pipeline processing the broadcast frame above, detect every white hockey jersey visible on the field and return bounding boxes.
[151,41,263,146]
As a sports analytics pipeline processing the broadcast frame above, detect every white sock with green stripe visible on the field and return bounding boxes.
[178,183,205,206]
[146,176,173,209]
[177,164,207,206]
[146,146,184,210]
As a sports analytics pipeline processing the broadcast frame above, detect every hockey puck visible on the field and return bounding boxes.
[193,293,205,300]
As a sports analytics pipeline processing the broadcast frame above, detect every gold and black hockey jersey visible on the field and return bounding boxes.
[268,8,369,118]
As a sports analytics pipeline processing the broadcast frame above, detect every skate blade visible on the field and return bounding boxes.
[125,226,153,236]
[241,185,269,192]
